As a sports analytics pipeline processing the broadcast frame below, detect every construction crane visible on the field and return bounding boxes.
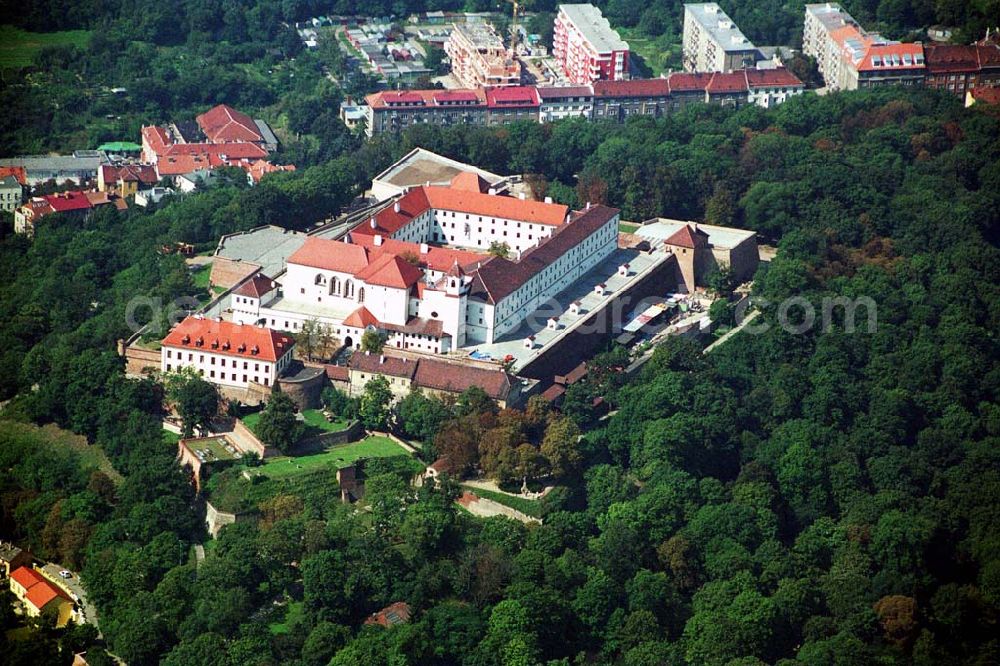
[505,0,526,54]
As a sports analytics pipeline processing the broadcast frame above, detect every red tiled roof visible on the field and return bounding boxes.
[593,78,671,97]
[154,153,225,177]
[342,306,380,329]
[84,191,128,210]
[856,43,925,72]
[413,356,512,399]
[325,364,349,381]
[355,253,423,288]
[380,317,445,338]
[664,72,714,92]
[924,44,1000,73]
[537,85,593,99]
[485,86,540,107]
[707,72,749,93]
[364,602,412,628]
[44,191,93,212]
[196,104,262,143]
[449,171,491,193]
[663,224,709,249]
[432,90,481,103]
[247,159,296,184]
[347,235,486,274]
[349,350,418,379]
[102,164,158,184]
[287,237,372,273]
[745,68,803,88]
[423,187,566,226]
[0,166,27,185]
[233,274,278,298]
[10,567,69,612]
[161,317,294,362]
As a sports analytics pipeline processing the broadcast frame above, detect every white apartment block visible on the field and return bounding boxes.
[682,3,759,73]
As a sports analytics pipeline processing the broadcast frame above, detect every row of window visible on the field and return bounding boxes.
[164,364,269,386]
[165,350,269,372]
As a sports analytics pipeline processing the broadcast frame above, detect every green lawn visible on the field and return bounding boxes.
[243,409,352,439]
[191,264,212,290]
[163,430,181,446]
[619,222,640,233]
[260,436,413,480]
[463,485,544,518]
[0,421,122,483]
[0,26,92,69]
[269,600,304,634]
[615,27,682,77]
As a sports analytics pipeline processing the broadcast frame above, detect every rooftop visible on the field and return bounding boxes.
[558,4,630,53]
[685,3,755,52]
[162,316,295,362]
[371,148,505,194]
[636,218,756,250]
[196,104,263,144]
[215,225,309,279]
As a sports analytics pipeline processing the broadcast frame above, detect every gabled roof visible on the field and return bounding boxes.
[161,317,294,362]
[423,187,567,226]
[449,171,491,193]
[663,224,709,248]
[287,237,371,273]
[10,567,69,611]
[349,350,418,379]
[342,306,380,329]
[101,164,158,184]
[355,253,423,288]
[233,274,278,298]
[665,72,714,92]
[537,85,594,99]
[706,72,749,94]
[0,166,27,185]
[196,104,263,143]
[744,68,803,88]
[413,356,512,399]
[593,78,671,98]
[485,86,540,107]
[44,191,93,212]
[347,234,485,274]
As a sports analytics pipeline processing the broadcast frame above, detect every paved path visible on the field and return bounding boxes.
[704,310,761,354]
[40,563,99,631]
[462,479,551,500]
[194,544,205,566]
[457,491,541,525]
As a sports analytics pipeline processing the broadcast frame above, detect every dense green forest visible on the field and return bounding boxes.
[2,80,999,664]
[2,0,1000,663]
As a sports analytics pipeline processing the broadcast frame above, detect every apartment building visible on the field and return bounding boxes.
[682,3,759,72]
[445,22,521,88]
[552,4,630,84]
[803,3,925,91]
[923,44,1000,97]
[363,68,803,134]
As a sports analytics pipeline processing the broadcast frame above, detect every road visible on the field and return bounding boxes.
[39,563,99,631]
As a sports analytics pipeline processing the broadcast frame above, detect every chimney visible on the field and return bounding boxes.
[419,242,429,254]
[586,201,591,210]
[370,217,377,229]
[488,187,497,195]
[518,192,526,200]
[544,196,553,204]
[379,355,385,364]
[374,234,383,246]
[394,202,401,213]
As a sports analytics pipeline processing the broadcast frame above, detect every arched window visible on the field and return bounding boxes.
[358,287,365,303]
[344,280,354,298]
[330,276,339,295]
[314,273,326,285]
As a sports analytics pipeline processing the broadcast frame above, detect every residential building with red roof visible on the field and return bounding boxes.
[98,163,158,197]
[538,85,595,121]
[14,190,127,237]
[140,104,286,181]
[161,316,295,389]
[553,4,630,84]
[9,566,74,627]
[925,44,1000,97]
[804,3,924,91]
[0,174,22,213]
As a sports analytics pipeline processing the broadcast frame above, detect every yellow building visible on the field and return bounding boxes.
[9,566,74,627]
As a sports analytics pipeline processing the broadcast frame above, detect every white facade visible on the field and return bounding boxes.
[162,343,292,389]
[748,85,804,108]
[682,3,758,73]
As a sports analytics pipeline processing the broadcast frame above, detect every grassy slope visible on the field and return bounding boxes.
[463,485,543,518]
[0,26,92,69]
[260,436,412,479]
[0,420,122,483]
